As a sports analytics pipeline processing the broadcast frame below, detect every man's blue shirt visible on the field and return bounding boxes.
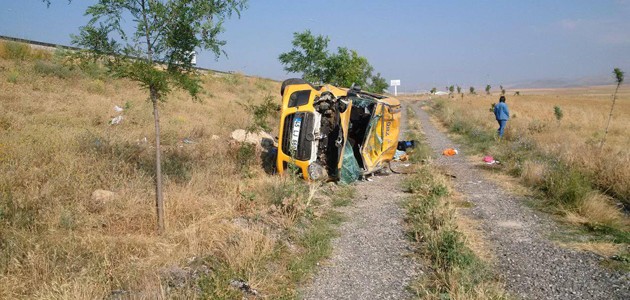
[494,102,510,120]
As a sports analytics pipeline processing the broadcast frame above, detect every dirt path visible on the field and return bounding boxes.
[409,102,629,300]
[301,109,419,300]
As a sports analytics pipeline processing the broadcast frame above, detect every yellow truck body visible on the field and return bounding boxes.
[276,79,401,182]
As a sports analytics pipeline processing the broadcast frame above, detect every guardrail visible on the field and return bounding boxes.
[0,34,234,75]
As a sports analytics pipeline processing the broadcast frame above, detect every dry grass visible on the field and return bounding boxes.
[562,241,623,258]
[434,87,629,203]
[452,198,495,263]
[421,88,629,236]
[0,41,339,298]
[565,192,628,228]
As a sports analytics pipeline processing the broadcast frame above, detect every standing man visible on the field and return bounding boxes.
[494,96,510,138]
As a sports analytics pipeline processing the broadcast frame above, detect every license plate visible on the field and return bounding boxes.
[290,117,302,151]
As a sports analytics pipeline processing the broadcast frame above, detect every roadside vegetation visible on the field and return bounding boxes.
[403,107,508,299]
[0,40,350,298]
[278,30,388,93]
[420,87,630,267]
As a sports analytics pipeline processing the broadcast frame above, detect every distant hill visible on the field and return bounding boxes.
[508,74,612,89]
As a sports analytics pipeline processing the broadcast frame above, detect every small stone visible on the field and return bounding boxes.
[86,189,115,213]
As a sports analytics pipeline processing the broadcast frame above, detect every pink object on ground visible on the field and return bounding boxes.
[483,156,494,163]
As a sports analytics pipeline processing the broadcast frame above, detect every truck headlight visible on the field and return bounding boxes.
[308,163,327,181]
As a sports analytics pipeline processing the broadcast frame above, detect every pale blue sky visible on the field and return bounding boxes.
[1,1,629,91]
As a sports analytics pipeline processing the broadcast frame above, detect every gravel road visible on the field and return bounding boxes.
[301,108,420,300]
[409,101,629,300]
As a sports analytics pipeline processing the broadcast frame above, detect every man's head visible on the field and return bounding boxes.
[499,96,506,103]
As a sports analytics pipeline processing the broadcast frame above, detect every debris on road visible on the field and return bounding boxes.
[442,148,458,156]
[393,150,408,161]
[483,155,500,164]
[397,140,416,151]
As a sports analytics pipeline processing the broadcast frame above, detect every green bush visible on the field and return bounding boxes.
[430,229,476,271]
[236,143,257,177]
[541,163,592,209]
[33,60,75,79]
[6,70,19,84]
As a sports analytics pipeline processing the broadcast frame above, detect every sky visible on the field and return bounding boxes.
[1,0,629,92]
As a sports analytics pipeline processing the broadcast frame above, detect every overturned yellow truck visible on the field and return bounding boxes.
[276,78,401,183]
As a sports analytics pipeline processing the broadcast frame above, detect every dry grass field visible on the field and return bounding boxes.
[434,86,629,200]
[404,85,629,245]
[0,41,344,298]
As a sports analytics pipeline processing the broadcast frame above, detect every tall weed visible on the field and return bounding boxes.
[0,41,30,60]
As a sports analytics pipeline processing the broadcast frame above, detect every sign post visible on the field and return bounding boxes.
[390,79,400,96]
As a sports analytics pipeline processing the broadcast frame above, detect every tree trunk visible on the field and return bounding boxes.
[600,83,621,149]
[151,88,165,233]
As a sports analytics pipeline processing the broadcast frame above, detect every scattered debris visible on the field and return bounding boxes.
[182,137,195,144]
[397,140,416,151]
[230,279,259,296]
[483,155,500,165]
[442,148,458,156]
[113,105,124,112]
[393,150,409,161]
[109,115,123,125]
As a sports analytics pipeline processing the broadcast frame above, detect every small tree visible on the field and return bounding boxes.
[279,31,384,92]
[514,91,521,96]
[323,47,372,89]
[278,30,330,83]
[500,85,506,95]
[485,84,491,95]
[74,0,247,233]
[554,105,563,127]
[369,72,389,93]
[448,85,454,95]
[469,86,475,95]
[601,68,624,148]
[430,87,437,94]
[456,85,461,94]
